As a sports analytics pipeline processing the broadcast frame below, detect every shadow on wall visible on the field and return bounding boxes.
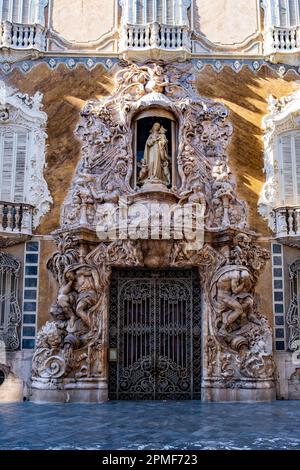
[196,65,300,233]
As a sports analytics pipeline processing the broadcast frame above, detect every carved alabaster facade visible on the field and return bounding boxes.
[31,63,275,402]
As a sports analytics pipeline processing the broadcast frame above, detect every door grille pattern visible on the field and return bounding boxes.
[109,269,201,400]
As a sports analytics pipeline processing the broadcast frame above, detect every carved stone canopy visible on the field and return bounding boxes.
[61,62,247,238]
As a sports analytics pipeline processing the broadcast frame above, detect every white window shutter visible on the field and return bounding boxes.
[0,131,14,201]
[280,134,294,205]
[22,0,30,24]
[146,0,154,22]
[294,132,300,202]
[136,0,144,23]
[166,0,175,24]
[156,0,163,22]
[289,0,298,25]
[0,128,27,203]
[279,0,289,27]
[0,0,9,21]
[14,130,27,202]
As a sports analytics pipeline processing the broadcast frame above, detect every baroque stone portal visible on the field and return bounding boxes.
[31,62,275,403]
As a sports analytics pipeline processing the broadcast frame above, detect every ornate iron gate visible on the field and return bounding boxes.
[109,269,201,400]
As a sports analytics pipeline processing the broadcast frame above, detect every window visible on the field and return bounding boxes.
[0,127,28,203]
[127,0,185,25]
[272,0,300,27]
[278,131,300,205]
[0,252,21,351]
[0,82,52,228]
[0,0,47,25]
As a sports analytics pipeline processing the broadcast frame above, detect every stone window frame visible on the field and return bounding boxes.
[0,251,21,351]
[0,81,52,228]
[259,90,300,230]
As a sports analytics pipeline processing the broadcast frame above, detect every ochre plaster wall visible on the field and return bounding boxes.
[50,0,117,44]
[193,0,261,46]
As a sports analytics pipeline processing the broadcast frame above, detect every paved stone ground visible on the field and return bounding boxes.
[0,401,300,450]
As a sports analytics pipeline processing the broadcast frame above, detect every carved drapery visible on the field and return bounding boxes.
[31,62,275,400]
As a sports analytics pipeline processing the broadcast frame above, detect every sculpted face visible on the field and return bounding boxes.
[152,123,161,133]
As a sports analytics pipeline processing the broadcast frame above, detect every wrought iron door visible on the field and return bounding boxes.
[109,269,201,400]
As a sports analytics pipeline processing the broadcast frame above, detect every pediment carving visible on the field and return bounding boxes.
[61,62,247,235]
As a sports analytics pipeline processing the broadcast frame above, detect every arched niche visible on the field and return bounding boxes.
[131,108,178,190]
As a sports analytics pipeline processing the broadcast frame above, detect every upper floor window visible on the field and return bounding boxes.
[259,91,300,238]
[0,0,47,25]
[278,131,300,205]
[127,0,186,25]
[0,82,52,229]
[272,0,300,27]
[123,0,189,26]
[0,127,28,203]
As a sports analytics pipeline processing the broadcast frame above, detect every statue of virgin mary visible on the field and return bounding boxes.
[139,123,170,186]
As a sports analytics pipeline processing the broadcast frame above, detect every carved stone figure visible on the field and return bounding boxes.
[139,123,170,186]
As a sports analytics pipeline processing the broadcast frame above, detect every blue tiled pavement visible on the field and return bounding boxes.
[0,401,300,450]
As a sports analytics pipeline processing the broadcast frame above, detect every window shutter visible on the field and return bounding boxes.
[136,0,144,24]
[146,0,153,22]
[14,130,27,202]
[156,0,163,22]
[22,0,30,24]
[1,0,9,21]
[12,0,18,23]
[280,134,294,205]
[289,0,298,25]
[0,131,14,201]
[279,0,288,27]
[166,0,175,24]
[0,129,27,203]
[294,132,300,202]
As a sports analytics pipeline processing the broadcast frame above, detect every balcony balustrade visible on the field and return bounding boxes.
[273,206,300,246]
[265,25,300,64]
[0,20,46,51]
[0,201,33,241]
[120,22,191,60]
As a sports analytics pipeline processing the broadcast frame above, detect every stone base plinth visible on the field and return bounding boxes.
[202,380,276,402]
[30,378,108,403]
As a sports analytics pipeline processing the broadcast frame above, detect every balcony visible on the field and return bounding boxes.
[273,206,300,247]
[0,201,33,247]
[120,22,191,61]
[0,20,46,52]
[264,25,300,65]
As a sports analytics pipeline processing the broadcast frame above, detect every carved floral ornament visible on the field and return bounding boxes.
[31,63,275,397]
[0,81,52,226]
